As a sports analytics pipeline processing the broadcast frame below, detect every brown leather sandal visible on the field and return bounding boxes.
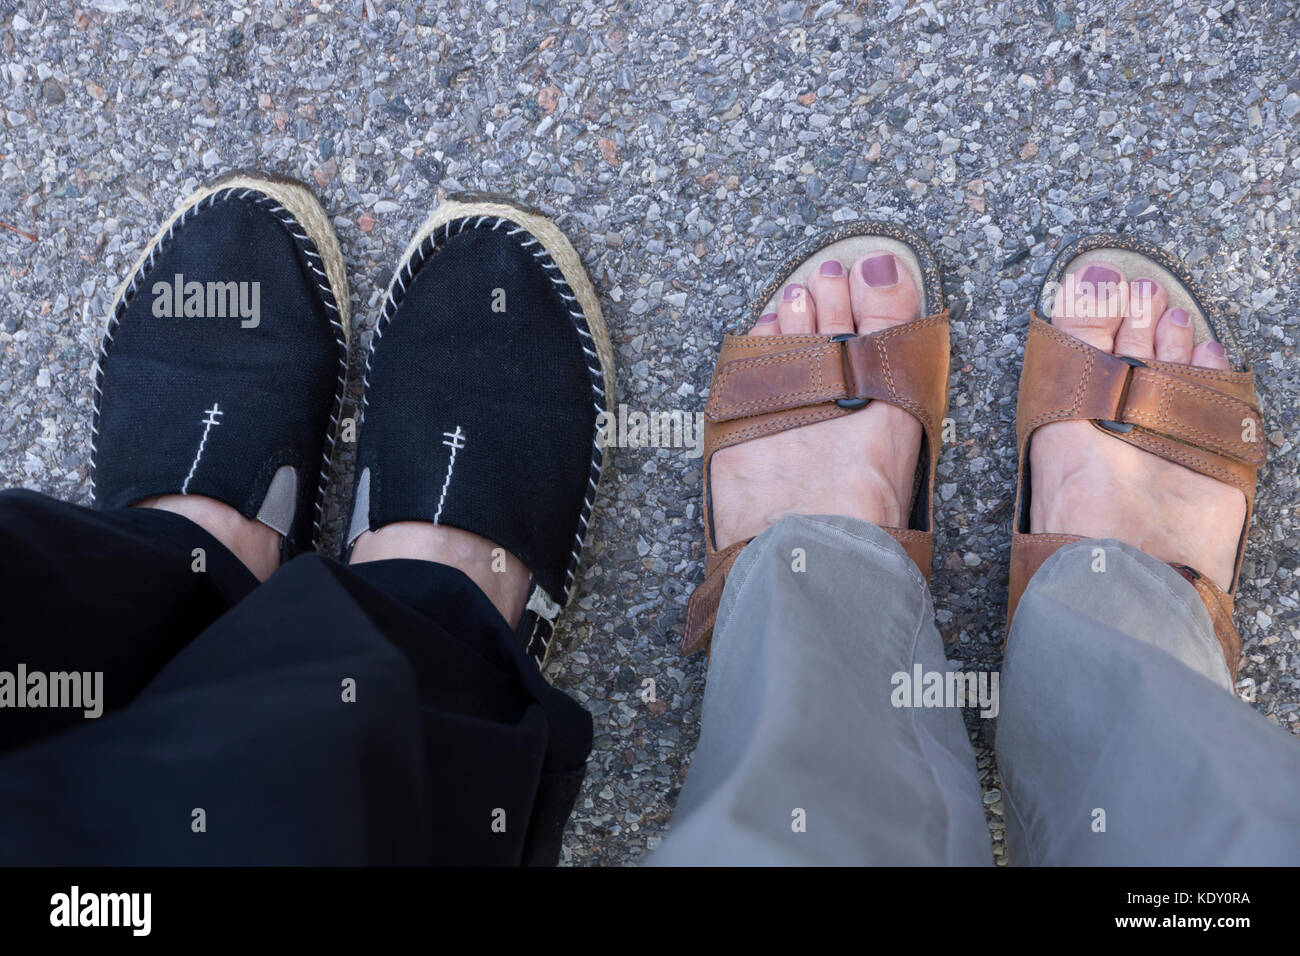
[1008,235,1267,676]
[683,222,951,655]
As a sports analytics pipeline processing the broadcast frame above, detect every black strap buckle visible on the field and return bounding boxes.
[1097,354,1147,434]
[830,333,870,409]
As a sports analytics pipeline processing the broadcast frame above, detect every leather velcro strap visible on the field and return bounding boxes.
[706,336,845,419]
[1018,314,1265,467]
[1172,564,1243,678]
[683,539,748,655]
[707,313,950,428]
[1121,368,1264,466]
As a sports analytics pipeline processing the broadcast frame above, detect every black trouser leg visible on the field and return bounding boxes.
[0,488,259,751]
[0,490,591,865]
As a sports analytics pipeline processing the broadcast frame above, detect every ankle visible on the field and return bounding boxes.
[134,494,280,581]
[350,522,531,627]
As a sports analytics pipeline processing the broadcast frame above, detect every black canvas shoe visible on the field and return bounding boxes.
[91,171,350,558]
[348,194,615,666]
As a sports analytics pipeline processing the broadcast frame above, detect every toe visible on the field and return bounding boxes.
[776,282,815,334]
[1153,307,1194,364]
[1051,261,1127,352]
[749,311,780,336]
[808,259,854,334]
[1191,338,1232,371]
[849,252,921,335]
[1114,276,1165,360]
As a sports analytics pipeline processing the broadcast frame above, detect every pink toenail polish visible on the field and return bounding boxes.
[1081,264,1121,294]
[1207,341,1226,358]
[1132,277,1158,300]
[861,254,898,288]
[819,260,844,277]
[1170,308,1190,327]
[757,312,778,324]
[783,284,801,301]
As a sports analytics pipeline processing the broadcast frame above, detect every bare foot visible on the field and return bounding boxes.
[350,523,531,627]
[135,494,281,581]
[710,252,926,549]
[1029,263,1246,590]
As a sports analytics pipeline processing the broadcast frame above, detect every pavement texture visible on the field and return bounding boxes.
[1,1,1297,866]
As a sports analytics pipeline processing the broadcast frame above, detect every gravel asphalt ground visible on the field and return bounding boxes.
[1,1,1297,865]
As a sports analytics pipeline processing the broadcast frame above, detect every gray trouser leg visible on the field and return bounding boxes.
[998,538,1300,865]
[652,514,991,866]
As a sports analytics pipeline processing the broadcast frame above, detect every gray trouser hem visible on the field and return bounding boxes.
[650,514,991,866]
[997,538,1300,865]
[653,522,1300,867]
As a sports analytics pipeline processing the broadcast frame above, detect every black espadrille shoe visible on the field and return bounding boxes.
[348,194,615,667]
[91,171,350,558]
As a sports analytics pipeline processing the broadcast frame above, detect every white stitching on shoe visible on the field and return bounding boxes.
[181,402,223,494]
[433,426,467,525]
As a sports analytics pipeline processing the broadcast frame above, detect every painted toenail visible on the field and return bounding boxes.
[1080,264,1121,294]
[1207,341,1226,358]
[861,254,898,288]
[783,284,802,301]
[819,260,844,277]
[1132,277,1158,299]
[757,312,778,324]
[1170,308,1190,327]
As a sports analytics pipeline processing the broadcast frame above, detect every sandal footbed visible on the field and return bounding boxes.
[758,235,930,318]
